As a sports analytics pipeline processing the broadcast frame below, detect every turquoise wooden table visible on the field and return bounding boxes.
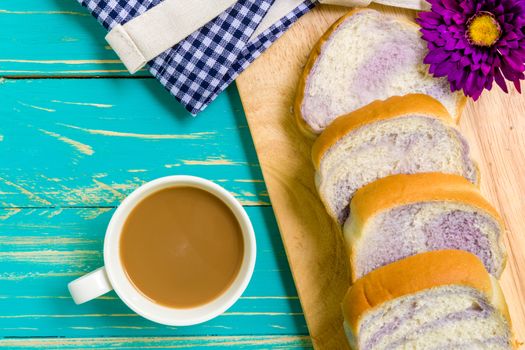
[0,0,311,348]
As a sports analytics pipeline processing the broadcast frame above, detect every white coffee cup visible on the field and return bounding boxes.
[68,175,256,326]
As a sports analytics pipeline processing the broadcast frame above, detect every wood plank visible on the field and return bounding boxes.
[0,207,307,337]
[0,335,312,349]
[0,0,311,344]
[236,4,525,348]
[0,0,140,76]
[0,79,267,207]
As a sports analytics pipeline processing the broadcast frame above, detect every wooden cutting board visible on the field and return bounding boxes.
[236,4,525,349]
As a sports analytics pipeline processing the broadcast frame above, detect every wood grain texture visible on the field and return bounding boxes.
[0,207,306,337]
[0,0,313,347]
[0,335,311,349]
[0,0,143,76]
[0,80,267,207]
[0,75,310,343]
[236,4,525,349]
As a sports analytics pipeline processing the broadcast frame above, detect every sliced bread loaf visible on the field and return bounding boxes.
[343,250,515,350]
[312,94,478,225]
[295,9,466,136]
[345,173,507,281]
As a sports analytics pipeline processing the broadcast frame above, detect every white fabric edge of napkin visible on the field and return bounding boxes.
[319,0,430,10]
[249,0,307,40]
[105,0,236,74]
[106,0,317,74]
[106,0,430,74]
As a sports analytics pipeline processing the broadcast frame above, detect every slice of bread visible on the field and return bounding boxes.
[312,94,478,225]
[342,250,515,350]
[295,9,466,136]
[345,173,507,281]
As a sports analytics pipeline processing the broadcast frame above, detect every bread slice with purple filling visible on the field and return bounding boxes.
[344,173,507,281]
[312,94,478,225]
[343,250,515,350]
[295,9,466,136]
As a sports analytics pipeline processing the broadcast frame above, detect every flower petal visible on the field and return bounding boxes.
[424,49,451,64]
[484,73,494,90]
[460,56,472,67]
[513,79,522,93]
[442,0,459,11]
[494,68,509,93]
[417,0,525,97]
[444,38,458,50]
[481,62,492,75]
[503,54,525,73]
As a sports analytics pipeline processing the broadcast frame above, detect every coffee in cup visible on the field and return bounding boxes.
[120,186,244,308]
[68,176,256,326]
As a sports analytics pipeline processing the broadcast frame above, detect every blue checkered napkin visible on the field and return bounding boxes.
[77,0,316,115]
[233,1,316,78]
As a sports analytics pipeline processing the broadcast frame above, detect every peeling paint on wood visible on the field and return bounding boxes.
[0,9,88,16]
[0,209,20,220]
[0,177,51,206]
[51,100,113,108]
[0,69,137,75]
[0,3,308,343]
[39,129,94,156]
[0,335,312,349]
[0,80,268,207]
[0,59,120,65]
[0,207,306,337]
[181,157,245,166]
[17,101,55,113]
[59,123,216,140]
[77,207,113,220]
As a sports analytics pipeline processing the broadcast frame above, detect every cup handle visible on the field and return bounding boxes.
[68,267,113,304]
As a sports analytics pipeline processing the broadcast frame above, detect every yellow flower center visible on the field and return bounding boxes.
[466,11,502,47]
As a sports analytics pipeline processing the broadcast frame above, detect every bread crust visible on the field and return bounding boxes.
[345,172,507,281]
[342,250,513,339]
[295,9,467,137]
[350,172,503,230]
[311,93,454,168]
[294,8,366,138]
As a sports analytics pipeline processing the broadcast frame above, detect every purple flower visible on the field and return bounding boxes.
[417,0,525,100]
